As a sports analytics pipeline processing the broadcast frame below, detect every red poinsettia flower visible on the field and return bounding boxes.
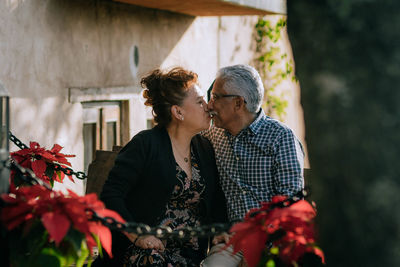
[1,185,125,257]
[11,142,75,184]
[228,210,269,267]
[227,195,325,267]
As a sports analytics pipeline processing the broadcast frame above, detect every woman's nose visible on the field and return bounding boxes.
[202,99,209,111]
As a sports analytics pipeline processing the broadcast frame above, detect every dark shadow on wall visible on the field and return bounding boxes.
[4,0,194,150]
[44,0,196,89]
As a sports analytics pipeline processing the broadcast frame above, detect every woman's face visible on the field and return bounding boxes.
[180,84,211,132]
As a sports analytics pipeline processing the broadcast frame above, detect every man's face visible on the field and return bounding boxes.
[207,78,237,129]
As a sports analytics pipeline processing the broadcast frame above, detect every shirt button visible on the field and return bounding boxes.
[236,156,240,161]
[235,138,239,142]
[242,190,247,195]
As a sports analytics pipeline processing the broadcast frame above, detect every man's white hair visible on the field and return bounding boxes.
[216,64,264,113]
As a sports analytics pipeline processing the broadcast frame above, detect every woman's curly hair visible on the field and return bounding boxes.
[141,67,198,127]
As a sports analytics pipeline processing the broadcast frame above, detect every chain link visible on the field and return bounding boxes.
[247,189,308,218]
[6,134,308,239]
[52,164,87,180]
[9,131,87,180]
[9,132,29,150]
[10,158,53,190]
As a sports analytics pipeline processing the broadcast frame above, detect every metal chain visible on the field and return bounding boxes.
[7,158,231,238]
[247,189,309,219]
[89,211,231,239]
[10,158,53,190]
[6,143,308,240]
[9,131,87,180]
[88,190,307,238]
[51,164,87,180]
[88,191,308,238]
[9,131,28,150]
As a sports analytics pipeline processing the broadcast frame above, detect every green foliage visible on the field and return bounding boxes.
[7,220,93,267]
[287,0,400,266]
[256,247,279,267]
[254,16,296,120]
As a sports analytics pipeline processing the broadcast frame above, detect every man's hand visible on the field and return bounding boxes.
[212,232,231,245]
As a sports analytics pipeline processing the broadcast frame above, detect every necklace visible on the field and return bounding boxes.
[171,139,190,163]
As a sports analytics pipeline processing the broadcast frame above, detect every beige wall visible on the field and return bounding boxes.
[0,0,305,194]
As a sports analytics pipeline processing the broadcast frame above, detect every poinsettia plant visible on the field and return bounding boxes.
[11,142,75,187]
[227,196,325,267]
[1,140,126,267]
[1,184,125,267]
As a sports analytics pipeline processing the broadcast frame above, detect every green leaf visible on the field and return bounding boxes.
[56,170,63,181]
[254,15,290,118]
[270,246,279,255]
[25,222,49,257]
[38,247,64,267]
[76,240,90,267]
[45,165,54,179]
[266,259,276,267]
[64,228,85,252]
[93,233,103,258]
[86,257,94,267]
[268,60,275,67]
[8,222,50,267]
[59,239,79,266]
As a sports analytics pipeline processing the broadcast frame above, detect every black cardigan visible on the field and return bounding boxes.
[99,126,227,262]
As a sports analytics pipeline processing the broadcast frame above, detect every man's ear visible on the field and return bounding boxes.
[234,97,245,111]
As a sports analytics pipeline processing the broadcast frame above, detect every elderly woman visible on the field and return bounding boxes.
[97,67,227,266]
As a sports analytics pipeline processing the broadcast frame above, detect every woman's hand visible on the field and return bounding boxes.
[134,235,165,252]
[124,232,138,243]
[212,232,231,245]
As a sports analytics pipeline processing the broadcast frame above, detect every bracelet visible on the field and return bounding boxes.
[133,236,139,246]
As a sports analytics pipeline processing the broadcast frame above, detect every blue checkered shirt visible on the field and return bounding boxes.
[202,110,304,222]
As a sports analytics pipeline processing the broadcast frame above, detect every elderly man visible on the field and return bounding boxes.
[201,64,305,266]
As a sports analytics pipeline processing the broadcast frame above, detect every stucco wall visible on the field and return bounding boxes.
[0,0,305,194]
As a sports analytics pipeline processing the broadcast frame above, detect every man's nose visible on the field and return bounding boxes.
[207,100,213,110]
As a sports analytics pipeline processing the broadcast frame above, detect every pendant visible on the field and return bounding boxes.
[184,157,189,163]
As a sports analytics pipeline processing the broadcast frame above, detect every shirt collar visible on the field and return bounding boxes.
[247,109,266,136]
[223,109,266,138]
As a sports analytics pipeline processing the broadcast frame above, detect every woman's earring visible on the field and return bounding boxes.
[181,116,184,121]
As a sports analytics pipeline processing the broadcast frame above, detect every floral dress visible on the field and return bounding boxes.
[124,150,206,267]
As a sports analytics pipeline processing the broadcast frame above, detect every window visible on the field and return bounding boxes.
[146,119,155,129]
[145,105,155,129]
[82,101,126,173]
[69,86,143,176]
